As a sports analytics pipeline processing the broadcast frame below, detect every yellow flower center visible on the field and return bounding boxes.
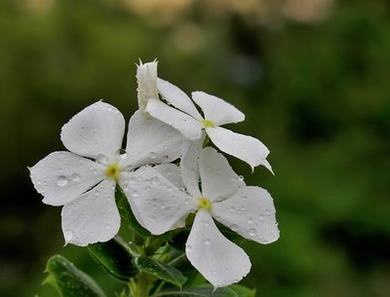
[201,119,215,128]
[198,197,212,211]
[105,163,121,180]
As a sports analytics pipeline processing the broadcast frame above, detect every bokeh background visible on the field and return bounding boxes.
[0,0,389,296]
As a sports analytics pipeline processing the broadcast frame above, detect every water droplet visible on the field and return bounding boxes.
[259,214,265,221]
[70,173,81,182]
[56,176,68,187]
[229,206,236,213]
[186,244,192,252]
[248,217,253,224]
[105,224,111,230]
[145,186,151,191]
[265,209,271,215]
[230,224,238,231]
[238,175,244,181]
[204,239,211,245]
[97,154,108,165]
[249,228,256,236]
[132,191,139,198]
[242,195,247,201]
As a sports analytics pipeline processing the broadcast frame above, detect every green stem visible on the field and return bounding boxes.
[129,273,154,297]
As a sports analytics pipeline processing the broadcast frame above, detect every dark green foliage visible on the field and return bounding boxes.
[88,237,138,282]
[134,256,188,288]
[151,285,237,297]
[44,255,106,297]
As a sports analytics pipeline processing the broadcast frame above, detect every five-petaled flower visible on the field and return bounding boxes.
[136,61,273,172]
[29,59,280,289]
[29,101,185,246]
[124,140,279,288]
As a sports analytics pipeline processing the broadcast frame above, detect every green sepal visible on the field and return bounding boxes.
[151,285,238,297]
[44,255,106,297]
[228,285,256,297]
[134,256,188,288]
[115,186,151,237]
[88,237,138,282]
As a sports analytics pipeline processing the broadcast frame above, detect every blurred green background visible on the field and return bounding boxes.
[0,0,389,296]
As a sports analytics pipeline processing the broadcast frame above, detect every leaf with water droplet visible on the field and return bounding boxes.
[44,255,106,297]
[88,237,137,282]
[134,256,187,288]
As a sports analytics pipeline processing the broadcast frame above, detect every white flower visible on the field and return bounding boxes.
[29,101,185,246]
[136,60,272,171]
[124,141,279,288]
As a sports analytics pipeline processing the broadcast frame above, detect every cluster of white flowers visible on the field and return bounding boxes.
[30,60,279,288]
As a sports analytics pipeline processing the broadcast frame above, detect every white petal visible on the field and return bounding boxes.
[61,179,120,247]
[145,98,202,140]
[192,91,244,126]
[136,60,159,110]
[213,186,279,244]
[120,166,195,235]
[206,127,271,171]
[122,110,186,168]
[61,101,125,162]
[186,210,251,288]
[153,164,185,190]
[157,78,203,120]
[199,147,245,202]
[180,136,204,197]
[29,152,105,206]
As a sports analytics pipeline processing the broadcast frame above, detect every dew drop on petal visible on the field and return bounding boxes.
[97,154,108,165]
[204,239,211,245]
[230,224,238,231]
[249,228,256,236]
[229,206,236,213]
[56,176,68,187]
[70,173,81,182]
[248,217,253,224]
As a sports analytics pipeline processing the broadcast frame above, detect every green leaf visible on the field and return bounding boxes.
[44,255,106,297]
[228,285,256,297]
[134,256,187,287]
[115,186,151,237]
[88,237,138,281]
[151,285,238,297]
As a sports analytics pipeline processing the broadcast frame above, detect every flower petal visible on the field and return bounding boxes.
[29,152,105,206]
[157,78,203,120]
[145,98,202,140]
[213,186,279,244]
[199,147,244,202]
[186,210,251,288]
[61,101,125,162]
[61,179,120,247]
[137,60,159,110]
[192,91,244,126]
[153,164,185,190]
[180,136,204,197]
[120,166,195,235]
[122,110,186,168]
[206,127,271,171]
